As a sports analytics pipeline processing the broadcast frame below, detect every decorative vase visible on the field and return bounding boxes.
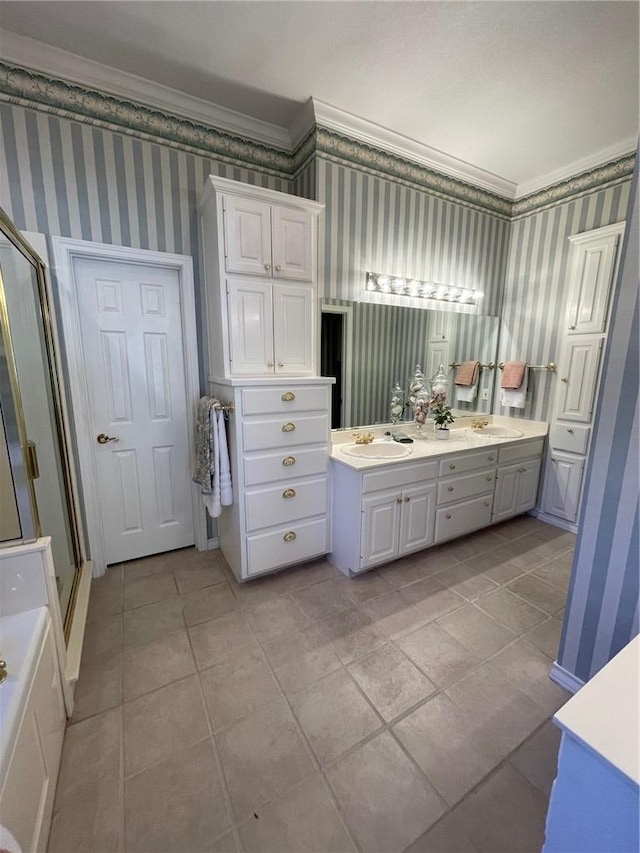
[436,427,450,440]
[389,381,404,425]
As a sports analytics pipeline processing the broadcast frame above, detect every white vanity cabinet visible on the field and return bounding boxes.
[434,449,497,543]
[541,220,624,530]
[492,439,544,523]
[199,177,323,378]
[212,379,333,581]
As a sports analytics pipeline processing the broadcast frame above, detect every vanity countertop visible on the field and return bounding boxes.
[330,415,548,470]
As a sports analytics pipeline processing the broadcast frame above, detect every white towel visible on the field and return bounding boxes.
[203,405,222,518]
[455,378,479,403]
[217,409,233,506]
[500,368,529,409]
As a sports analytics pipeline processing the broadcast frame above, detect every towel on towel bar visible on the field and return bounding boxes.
[501,361,527,390]
[454,361,480,386]
[193,397,233,518]
[500,364,528,409]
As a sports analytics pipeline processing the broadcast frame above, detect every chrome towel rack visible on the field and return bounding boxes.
[497,362,557,372]
[449,362,496,370]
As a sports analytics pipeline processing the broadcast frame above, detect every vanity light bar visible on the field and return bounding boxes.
[365,273,483,304]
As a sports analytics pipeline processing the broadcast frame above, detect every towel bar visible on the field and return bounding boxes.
[497,362,557,372]
[449,362,496,370]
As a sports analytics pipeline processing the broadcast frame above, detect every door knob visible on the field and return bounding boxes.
[97,433,119,444]
[275,264,282,272]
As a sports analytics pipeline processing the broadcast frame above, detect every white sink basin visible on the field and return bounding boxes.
[473,426,524,439]
[341,441,413,459]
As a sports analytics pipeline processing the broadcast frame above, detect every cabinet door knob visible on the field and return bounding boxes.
[484,501,490,507]
[486,476,492,481]
[283,531,296,542]
[449,464,456,470]
[561,377,568,383]
[569,324,576,330]
[267,361,274,368]
[278,362,285,368]
[264,263,271,271]
[275,263,282,272]
[567,428,573,433]
[404,497,410,503]
[282,422,296,432]
[522,466,527,472]
[448,486,454,492]
[282,456,296,466]
[282,488,296,499]
[397,497,402,504]
[446,513,452,519]
[488,455,495,461]
[281,392,295,401]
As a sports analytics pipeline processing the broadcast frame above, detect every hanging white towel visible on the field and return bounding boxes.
[500,368,529,409]
[217,409,233,507]
[455,377,479,403]
[203,403,222,518]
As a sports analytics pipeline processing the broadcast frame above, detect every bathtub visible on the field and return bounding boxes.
[0,606,66,852]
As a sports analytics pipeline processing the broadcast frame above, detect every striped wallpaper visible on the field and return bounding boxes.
[558,161,639,683]
[498,181,631,422]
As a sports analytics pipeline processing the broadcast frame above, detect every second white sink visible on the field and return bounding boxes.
[341,441,413,459]
[473,426,524,439]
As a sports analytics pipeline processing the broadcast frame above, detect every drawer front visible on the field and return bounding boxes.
[437,469,495,505]
[550,423,590,455]
[439,450,498,478]
[246,517,329,577]
[244,447,328,486]
[498,438,545,465]
[434,494,494,544]
[242,385,329,415]
[362,460,438,494]
[245,477,328,533]
[243,413,329,451]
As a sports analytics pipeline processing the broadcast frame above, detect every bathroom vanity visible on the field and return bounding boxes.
[329,417,547,575]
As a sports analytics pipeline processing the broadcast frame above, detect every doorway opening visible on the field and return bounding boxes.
[321,312,343,428]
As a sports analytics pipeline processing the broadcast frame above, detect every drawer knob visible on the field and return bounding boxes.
[487,476,492,481]
[267,361,274,368]
[449,464,456,470]
[278,362,285,368]
[282,488,296,499]
[282,422,296,432]
[567,428,573,433]
[275,263,282,272]
[569,324,576,330]
[265,263,271,271]
[281,391,296,402]
[282,456,296,466]
[283,531,296,542]
[488,455,495,461]
[522,466,527,472]
[446,513,452,520]
[404,497,410,503]
[484,501,490,507]
[448,486,454,492]
[397,497,402,504]
[561,377,568,383]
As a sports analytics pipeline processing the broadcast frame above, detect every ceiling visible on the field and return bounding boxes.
[0,1,638,195]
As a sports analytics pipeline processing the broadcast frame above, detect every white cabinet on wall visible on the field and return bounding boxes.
[541,220,625,531]
[199,176,323,379]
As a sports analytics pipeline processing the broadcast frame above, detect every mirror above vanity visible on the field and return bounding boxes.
[320,298,500,428]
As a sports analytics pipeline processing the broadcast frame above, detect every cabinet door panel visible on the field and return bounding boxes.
[556,336,603,422]
[360,491,401,570]
[400,483,436,555]
[227,280,273,375]
[492,463,520,522]
[273,284,314,374]
[567,235,619,334]
[223,196,272,276]
[271,207,313,281]
[516,457,541,514]
[542,452,585,522]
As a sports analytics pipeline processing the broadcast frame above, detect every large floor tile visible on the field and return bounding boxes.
[491,515,550,541]
[122,550,180,580]
[348,643,436,722]
[200,647,282,731]
[86,566,123,623]
[508,572,567,614]
[189,609,259,670]
[124,738,230,852]
[437,604,516,659]
[123,595,184,648]
[174,557,227,594]
[124,568,177,610]
[215,697,315,821]
[400,579,466,623]
[446,659,547,757]
[412,544,461,574]
[396,622,480,688]
[326,731,445,853]
[55,707,121,813]
[239,773,356,853]
[362,590,428,639]
[276,558,338,593]
[181,581,239,626]
[531,556,573,591]
[393,693,501,806]
[456,764,548,853]
[211,831,239,853]
[81,612,123,663]
[405,811,479,852]
[48,773,122,852]
[262,624,341,694]
[123,674,208,776]
[334,570,394,604]
[489,638,569,714]
[72,649,122,721]
[123,628,195,701]
[290,668,382,764]
[525,616,564,660]
[435,564,499,601]
[476,587,547,634]
[244,595,310,643]
[318,607,387,664]
[378,558,430,588]
[293,578,355,621]
[510,721,562,796]
[226,570,286,607]
[468,549,525,585]
[490,538,550,571]
[439,530,506,562]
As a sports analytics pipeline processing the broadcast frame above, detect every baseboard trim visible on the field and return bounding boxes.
[207,538,220,550]
[550,661,585,694]
[532,510,578,534]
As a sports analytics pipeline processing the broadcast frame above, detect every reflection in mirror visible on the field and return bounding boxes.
[321,299,500,428]
[0,402,21,540]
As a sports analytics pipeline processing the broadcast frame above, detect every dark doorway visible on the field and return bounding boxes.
[321,312,343,429]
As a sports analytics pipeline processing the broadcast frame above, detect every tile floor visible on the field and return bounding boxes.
[49,515,575,853]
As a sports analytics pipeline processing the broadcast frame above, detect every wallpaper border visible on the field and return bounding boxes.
[0,60,635,219]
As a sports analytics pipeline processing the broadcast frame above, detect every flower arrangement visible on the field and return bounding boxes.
[429,391,455,430]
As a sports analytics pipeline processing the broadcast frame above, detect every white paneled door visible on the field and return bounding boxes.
[74,258,195,564]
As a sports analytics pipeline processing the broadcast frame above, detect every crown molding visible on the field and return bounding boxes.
[0,30,291,151]
[515,137,638,199]
[307,98,518,200]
